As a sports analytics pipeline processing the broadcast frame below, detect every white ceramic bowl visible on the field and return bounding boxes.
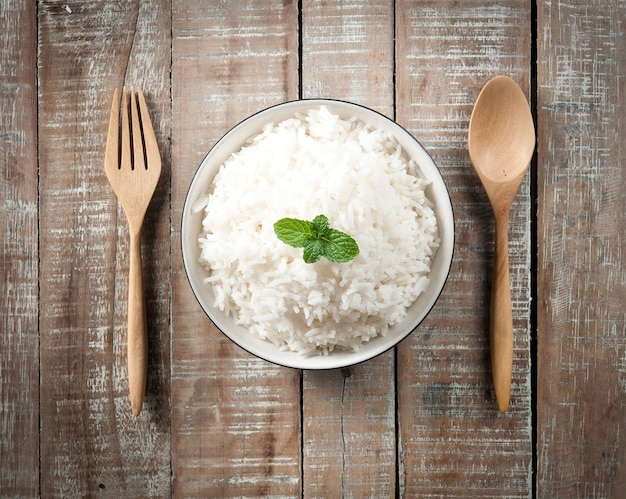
[181,99,454,369]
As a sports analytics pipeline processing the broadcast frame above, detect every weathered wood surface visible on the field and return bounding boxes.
[300,1,398,497]
[536,0,626,496]
[37,1,172,496]
[2,1,625,497]
[0,1,38,496]
[170,1,302,496]
[395,1,533,496]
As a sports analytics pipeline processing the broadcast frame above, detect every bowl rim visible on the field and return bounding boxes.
[181,98,455,370]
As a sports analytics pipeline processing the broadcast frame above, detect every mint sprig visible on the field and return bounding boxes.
[274,214,359,264]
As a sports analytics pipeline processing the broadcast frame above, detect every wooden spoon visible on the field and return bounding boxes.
[468,76,535,412]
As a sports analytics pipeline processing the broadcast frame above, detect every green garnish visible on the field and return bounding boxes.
[274,214,360,264]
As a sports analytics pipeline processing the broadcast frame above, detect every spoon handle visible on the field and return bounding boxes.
[491,211,514,412]
[128,230,148,416]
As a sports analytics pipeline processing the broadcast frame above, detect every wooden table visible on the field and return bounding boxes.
[2,1,625,497]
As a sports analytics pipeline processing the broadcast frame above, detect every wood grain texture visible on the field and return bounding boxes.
[302,0,395,114]
[4,1,626,496]
[537,0,626,496]
[171,1,301,496]
[0,1,39,496]
[300,1,397,497]
[37,1,171,496]
[395,1,533,496]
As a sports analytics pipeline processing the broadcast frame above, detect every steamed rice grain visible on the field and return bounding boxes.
[195,106,439,356]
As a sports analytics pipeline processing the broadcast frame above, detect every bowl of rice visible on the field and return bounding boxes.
[182,99,454,369]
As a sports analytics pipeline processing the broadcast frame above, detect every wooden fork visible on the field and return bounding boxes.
[105,87,161,416]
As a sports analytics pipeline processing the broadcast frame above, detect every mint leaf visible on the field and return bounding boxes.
[273,218,312,248]
[303,238,325,263]
[274,214,359,264]
[321,228,360,263]
[311,214,330,236]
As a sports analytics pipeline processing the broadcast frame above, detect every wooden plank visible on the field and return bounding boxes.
[170,1,301,496]
[0,1,39,496]
[37,1,171,496]
[301,0,395,114]
[537,1,626,496]
[395,1,533,496]
[300,1,397,496]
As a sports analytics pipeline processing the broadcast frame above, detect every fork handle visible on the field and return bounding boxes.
[128,230,148,416]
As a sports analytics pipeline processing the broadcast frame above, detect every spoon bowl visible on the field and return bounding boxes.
[468,76,535,412]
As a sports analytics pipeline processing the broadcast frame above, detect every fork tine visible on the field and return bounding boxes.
[130,87,145,171]
[105,88,119,168]
[120,87,132,170]
[136,87,161,170]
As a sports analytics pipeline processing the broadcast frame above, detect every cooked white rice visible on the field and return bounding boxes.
[195,106,439,356]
